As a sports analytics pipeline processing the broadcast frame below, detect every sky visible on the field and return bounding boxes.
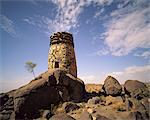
[0,0,150,92]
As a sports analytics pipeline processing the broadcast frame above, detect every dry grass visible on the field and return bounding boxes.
[85,84,102,93]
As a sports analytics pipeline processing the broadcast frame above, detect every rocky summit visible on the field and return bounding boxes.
[0,74,149,120]
[0,69,86,120]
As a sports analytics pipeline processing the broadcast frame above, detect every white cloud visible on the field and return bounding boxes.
[23,0,114,33]
[23,16,51,34]
[134,51,150,59]
[79,65,150,84]
[0,15,16,37]
[94,8,104,18]
[79,75,98,84]
[101,0,150,56]
[23,18,36,25]
[95,48,109,56]
[79,73,107,84]
[108,65,150,83]
[117,0,131,9]
[50,0,114,32]
[88,0,113,6]
[49,0,87,32]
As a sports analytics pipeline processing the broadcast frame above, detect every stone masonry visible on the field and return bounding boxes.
[48,32,77,77]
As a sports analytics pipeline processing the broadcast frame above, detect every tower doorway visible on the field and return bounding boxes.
[55,62,59,68]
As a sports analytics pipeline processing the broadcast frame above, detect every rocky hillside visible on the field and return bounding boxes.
[0,70,149,120]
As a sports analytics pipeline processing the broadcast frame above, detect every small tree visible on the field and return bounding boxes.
[25,61,36,79]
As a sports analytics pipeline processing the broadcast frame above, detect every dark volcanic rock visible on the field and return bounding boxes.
[140,98,149,112]
[95,114,111,120]
[0,69,85,120]
[102,76,122,96]
[0,113,10,120]
[42,110,52,119]
[125,98,146,112]
[0,93,9,107]
[124,80,149,99]
[78,111,93,120]
[128,111,144,120]
[50,113,75,120]
[62,102,80,113]
[125,98,149,120]
[0,95,14,120]
[87,96,102,104]
[59,72,86,102]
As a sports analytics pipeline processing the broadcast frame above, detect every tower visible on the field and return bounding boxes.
[48,32,77,77]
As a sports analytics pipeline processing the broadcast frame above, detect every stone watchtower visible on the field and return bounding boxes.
[48,32,77,77]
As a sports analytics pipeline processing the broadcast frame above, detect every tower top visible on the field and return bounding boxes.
[50,32,74,47]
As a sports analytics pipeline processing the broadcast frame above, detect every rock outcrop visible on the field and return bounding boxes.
[62,102,80,113]
[87,96,102,105]
[124,80,149,120]
[78,111,93,120]
[0,69,85,119]
[102,76,122,96]
[1,74,149,120]
[124,80,149,99]
[125,98,149,120]
[50,113,75,120]
[94,114,111,120]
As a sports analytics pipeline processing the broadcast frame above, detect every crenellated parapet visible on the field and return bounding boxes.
[50,32,74,47]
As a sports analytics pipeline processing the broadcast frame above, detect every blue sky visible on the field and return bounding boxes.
[0,0,150,92]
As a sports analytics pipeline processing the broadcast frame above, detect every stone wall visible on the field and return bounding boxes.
[48,32,77,77]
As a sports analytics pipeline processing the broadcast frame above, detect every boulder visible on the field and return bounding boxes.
[14,77,61,119]
[87,96,102,104]
[65,74,86,102]
[62,102,80,113]
[126,98,149,120]
[124,80,149,99]
[128,111,144,120]
[104,96,123,106]
[78,111,93,120]
[140,98,149,111]
[0,96,14,120]
[0,93,9,107]
[102,76,122,96]
[42,110,52,119]
[0,113,10,120]
[49,113,75,120]
[0,69,85,120]
[87,108,96,114]
[94,114,111,120]
[125,98,146,112]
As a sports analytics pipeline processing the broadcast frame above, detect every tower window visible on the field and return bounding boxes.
[55,62,59,68]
